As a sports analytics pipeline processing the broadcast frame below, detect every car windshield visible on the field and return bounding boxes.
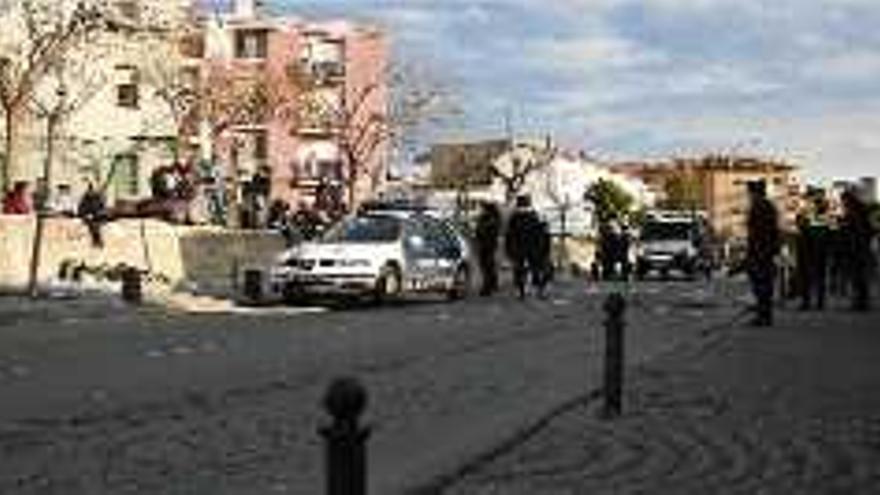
[640,221,693,241]
[322,215,402,243]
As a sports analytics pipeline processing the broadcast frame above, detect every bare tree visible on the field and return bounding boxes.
[0,0,125,192]
[9,1,175,296]
[26,45,110,296]
[135,29,201,160]
[491,137,558,204]
[289,59,458,210]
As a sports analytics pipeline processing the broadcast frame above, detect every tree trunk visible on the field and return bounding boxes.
[226,139,241,228]
[347,175,356,213]
[345,151,357,213]
[2,103,25,193]
[28,113,57,298]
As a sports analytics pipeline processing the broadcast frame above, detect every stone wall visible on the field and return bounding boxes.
[0,216,285,296]
[552,236,597,273]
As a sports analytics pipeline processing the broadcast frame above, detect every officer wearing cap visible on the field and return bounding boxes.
[746,180,781,326]
[795,190,830,310]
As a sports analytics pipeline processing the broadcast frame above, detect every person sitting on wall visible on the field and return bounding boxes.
[2,181,32,215]
[78,182,108,248]
[47,184,77,217]
[268,199,296,246]
[292,201,324,241]
[149,165,175,200]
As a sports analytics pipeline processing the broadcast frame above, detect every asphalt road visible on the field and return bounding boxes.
[0,277,747,494]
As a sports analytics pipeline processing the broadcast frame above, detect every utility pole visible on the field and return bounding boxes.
[503,105,513,145]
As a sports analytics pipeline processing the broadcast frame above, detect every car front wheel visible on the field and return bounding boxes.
[373,264,402,304]
[282,282,305,305]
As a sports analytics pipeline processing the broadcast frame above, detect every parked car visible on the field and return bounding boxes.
[270,210,472,303]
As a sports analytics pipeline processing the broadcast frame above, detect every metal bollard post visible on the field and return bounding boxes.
[320,377,370,495]
[603,292,626,418]
[121,266,143,304]
[243,268,263,304]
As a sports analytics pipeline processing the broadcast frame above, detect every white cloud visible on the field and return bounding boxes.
[805,50,880,83]
[528,35,669,72]
[273,0,880,180]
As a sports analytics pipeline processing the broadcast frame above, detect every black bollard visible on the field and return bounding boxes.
[121,266,143,304]
[243,268,263,305]
[603,292,626,418]
[320,377,370,495]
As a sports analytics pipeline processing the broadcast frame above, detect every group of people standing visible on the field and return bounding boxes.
[746,180,877,327]
[474,195,552,300]
[792,188,876,312]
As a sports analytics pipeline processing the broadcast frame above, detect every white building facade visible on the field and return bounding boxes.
[488,144,653,236]
[0,0,192,203]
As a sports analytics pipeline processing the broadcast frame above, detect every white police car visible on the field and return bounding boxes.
[271,210,472,303]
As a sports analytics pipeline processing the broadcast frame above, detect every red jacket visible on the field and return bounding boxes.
[2,191,31,214]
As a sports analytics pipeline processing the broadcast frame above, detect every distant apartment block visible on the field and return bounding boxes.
[612,156,799,240]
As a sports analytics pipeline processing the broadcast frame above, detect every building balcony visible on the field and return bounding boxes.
[298,60,346,85]
[294,116,342,137]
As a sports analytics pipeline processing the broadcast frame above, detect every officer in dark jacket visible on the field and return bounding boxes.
[828,220,850,297]
[530,219,552,298]
[746,180,780,326]
[505,195,542,299]
[795,195,830,310]
[474,201,502,296]
[841,190,873,311]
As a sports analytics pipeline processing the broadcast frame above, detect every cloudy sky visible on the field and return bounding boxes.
[264,0,880,181]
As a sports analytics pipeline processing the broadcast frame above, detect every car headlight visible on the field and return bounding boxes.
[338,259,371,268]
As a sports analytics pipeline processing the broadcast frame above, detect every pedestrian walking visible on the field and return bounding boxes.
[745,180,781,326]
[841,190,873,311]
[618,223,633,280]
[598,221,618,280]
[474,201,502,296]
[530,218,552,298]
[504,195,542,299]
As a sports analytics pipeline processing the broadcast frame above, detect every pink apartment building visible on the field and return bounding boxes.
[195,0,388,210]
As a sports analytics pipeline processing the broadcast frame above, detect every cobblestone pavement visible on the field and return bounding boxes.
[445,304,880,494]
[0,278,744,494]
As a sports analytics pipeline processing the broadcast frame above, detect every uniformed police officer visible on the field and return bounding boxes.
[475,201,502,296]
[746,180,781,326]
[841,190,872,311]
[796,194,830,310]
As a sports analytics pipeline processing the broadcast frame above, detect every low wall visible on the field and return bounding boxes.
[0,216,285,296]
[552,236,597,273]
